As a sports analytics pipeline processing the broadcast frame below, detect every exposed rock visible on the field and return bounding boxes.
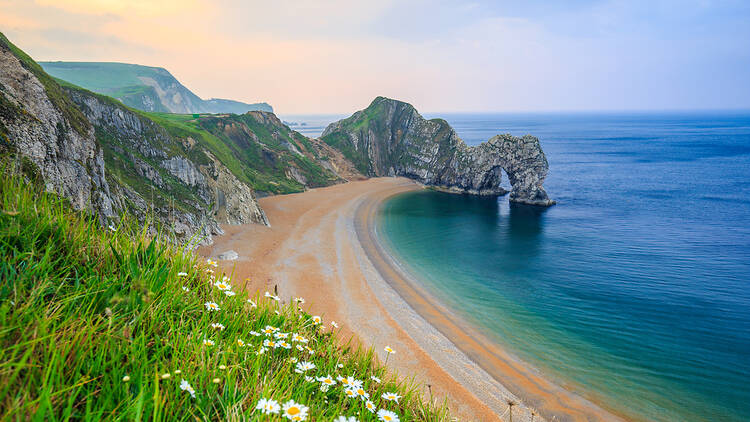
[322,97,555,206]
[217,250,239,261]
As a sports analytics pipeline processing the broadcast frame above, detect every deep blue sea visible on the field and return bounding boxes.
[283,112,750,422]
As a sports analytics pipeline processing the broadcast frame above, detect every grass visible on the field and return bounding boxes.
[0,166,450,421]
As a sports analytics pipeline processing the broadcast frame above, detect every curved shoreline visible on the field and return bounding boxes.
[355,184,626,422]
[204,178,625,422]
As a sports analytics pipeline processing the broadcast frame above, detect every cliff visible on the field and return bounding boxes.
[1,33,355,244]
[39,61,273,114]
[321,97,555,206]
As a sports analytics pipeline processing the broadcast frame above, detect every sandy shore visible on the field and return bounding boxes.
[202,177,625,422]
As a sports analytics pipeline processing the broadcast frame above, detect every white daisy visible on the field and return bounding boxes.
[181,286,190,292]
[203,339,215,346]
[206,258,218,267]
[295,361,316,373]
[296,345,304,351]
[211,323,225,331]
[224,290,236,297]
[344,388,357,399]
[214,280,231,291]
[263,325,279,335]
[177,272,188,277]
[279,341,292,349]
[337,376,363,389]
[316,374,336,387]
[255,397,280,415]
[179,379,196,398]
[311,315,322,325]
[384,346,395,354]
[281,400,309,421]
[370,375,381,383]
[381,392,401,403]
[264,291,281,301]
[237,339,245,347]
[354,386,369,400]
[364,400,376,413]
[247,299,257,308]
[204,302,220,311]
[291,333,308,343]
[335,417,358,422]
[122,375,130,382]
[161,373,170,379]
[274,332,289,339]
[294,297,305,304]
[331,321,339,328]
[377,409,399,422]
[249,330,261,337]
[263,339,278,348]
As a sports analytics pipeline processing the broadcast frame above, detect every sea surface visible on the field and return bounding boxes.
[282,112,750,422]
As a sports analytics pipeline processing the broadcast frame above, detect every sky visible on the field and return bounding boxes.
[1,0,749,114]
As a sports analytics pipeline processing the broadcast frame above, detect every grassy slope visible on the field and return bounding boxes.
[0,167,449,421]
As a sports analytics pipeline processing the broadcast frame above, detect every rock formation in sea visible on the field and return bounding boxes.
[321,97,555,206]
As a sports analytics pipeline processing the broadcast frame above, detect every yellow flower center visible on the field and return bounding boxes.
[288,407,300,415]
[384,417,393,421]
[357,389,365,395]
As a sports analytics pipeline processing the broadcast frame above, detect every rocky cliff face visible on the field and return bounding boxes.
[2,33,355,244]
[322,97,555,206]
[0,33,115,220]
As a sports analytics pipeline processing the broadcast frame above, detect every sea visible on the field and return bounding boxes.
[281,112,750,422]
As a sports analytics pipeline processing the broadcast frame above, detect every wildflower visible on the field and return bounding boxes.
[207,258,218,267]
[282,400,309,421]
[212,378,221,384]
[177,272,188,277]
[279,341,292,349]
[256,346,268,355]
[275,310,281,315]
[377,409,399,422]
[335,417,358,422]
[237,339,245,347]
[247,299,257,308]
[305,346,315,354]
[384,346,395,354]
[108,224,117,232]
[294,297,305,304]
[211,323,225,331]
[161,373,171,379]
[203,339,215,346]
[311,315,322,325]
[250,330,261,337]
[179,379,196,398]
[296,345,304,351]
[122,375,130,382]
[289,357,298,363]
[224,290,236,297]
[381,392,401,403]
[295,361,316,373]
[175,370,182,374]
[263,339,278,348]
[337,363,344,369]
[205,302,220,311]
[291,333,308,343]
[181,286,190,292]
[219,364,226,370]
[274,332,289,339]
[364,400,376,413]
[370,375,381,383]
[263,325,279,335]
[305,375,314,382]
[264,291,280,301]
[214,280,231,291]
[256,397,281,415]
[344,388,357,399]
[354,386,370,400]
[336,377,362,388]
[316,374,336,387]
[206,269,214,274]
[331,321,339,328]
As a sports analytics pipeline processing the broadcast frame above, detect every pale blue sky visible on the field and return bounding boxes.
[1,0,749,113]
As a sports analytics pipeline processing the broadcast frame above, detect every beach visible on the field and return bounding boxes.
[203,177,625,422]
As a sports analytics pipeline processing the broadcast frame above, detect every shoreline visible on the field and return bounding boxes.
[203,178,625,422]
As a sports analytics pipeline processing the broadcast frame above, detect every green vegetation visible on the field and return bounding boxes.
[0,167,449,420]
[39,61,273,114]
[0,33,90,136]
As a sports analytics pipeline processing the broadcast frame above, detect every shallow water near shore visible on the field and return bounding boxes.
[375,112,750,422]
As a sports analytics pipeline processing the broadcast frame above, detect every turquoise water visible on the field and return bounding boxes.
[376,113,750,422]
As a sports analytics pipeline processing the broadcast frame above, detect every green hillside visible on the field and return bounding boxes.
[40,61,273,114]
